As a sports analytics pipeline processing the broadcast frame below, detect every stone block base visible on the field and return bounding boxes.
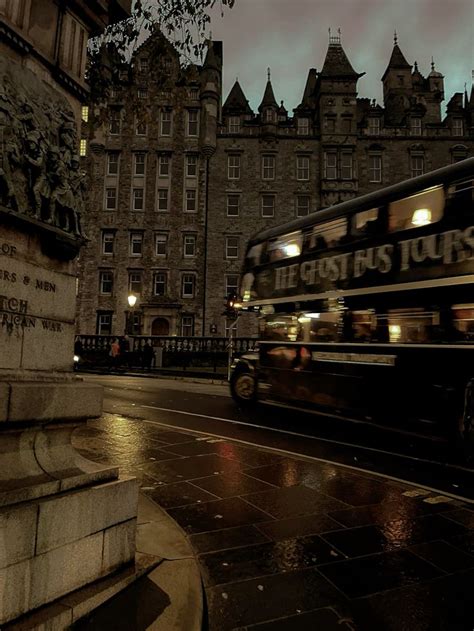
[0,476,139,625]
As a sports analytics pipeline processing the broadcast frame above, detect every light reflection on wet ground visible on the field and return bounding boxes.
[72,414,474,630]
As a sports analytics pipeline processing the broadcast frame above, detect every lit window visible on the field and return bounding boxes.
[296,195,310,218]
[261,194,275,217]
[99,271,113,295]
[161,111,172,136]
[105,188,117,210]
[228,155,240,179]
[153,272,167,296]
[132,188,144,211]
[81,106,89,122]
[228,116,240,133]
[227,194,240,217]
[130,233,143,256]
[268,231,303,261]
[341,152,353,180]
[411,155,424,178]
[182,274,195,298]
[134,153,146,176]
[157,189,168,211]
[186,155,198,177]
[102,231,115,255]
[183,234,196,257]
[185,190,197,212]
[310,218,347,248]
[226,236,239,259]
[262,155,275,180]
[79,139,87,156]
[129,272,142,294]
[324,152,337,179]
[388,186,444,233]
[181,315,194,336]
[297,118,309,135]
[368,155,382,183]
[155,234,167,256]
[296,156,309,181]
[159,155,170,176]
[107,153,119,175]
[187,110,198,136]
[353,208,379,232]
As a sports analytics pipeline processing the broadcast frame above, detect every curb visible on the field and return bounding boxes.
[78,368,227,386]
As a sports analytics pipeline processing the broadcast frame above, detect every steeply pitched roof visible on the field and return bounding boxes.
[223,80,253,114]
[320,40,361,79]
[382,43,412,81]
[258,78,278,111]
[296,68,317,110]
[203,40,221,72]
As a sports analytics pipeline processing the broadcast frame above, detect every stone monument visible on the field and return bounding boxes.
[0,2,137,626]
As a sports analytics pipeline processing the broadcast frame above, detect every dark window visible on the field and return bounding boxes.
[99,271,113,295]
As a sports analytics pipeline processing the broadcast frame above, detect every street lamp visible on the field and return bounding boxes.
[127,294,137,334]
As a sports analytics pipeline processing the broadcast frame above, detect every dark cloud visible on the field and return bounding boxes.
[210,0,474,114]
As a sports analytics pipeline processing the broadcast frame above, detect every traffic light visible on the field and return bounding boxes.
[223,291,240,319]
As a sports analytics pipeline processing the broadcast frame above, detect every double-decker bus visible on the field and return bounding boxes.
[230,157,474,444]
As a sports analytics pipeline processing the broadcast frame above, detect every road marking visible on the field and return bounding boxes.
[136,405,474,504]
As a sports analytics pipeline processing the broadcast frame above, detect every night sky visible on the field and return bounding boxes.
[208,0,474,115]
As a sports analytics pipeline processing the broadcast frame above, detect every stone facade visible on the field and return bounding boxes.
[76,31,474,338]
[0,2,140,626]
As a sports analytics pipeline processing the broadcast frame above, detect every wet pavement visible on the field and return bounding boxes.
[73,413,474,631]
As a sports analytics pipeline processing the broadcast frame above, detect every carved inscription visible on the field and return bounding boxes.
[0,242,63,333]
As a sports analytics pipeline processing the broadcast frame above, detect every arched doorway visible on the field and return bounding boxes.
[151,317,170,336]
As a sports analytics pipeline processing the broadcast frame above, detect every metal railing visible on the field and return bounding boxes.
[74,335,258,372]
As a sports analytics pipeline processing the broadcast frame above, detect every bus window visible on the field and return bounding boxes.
[352,208,379,235]
[297,311,342,342]
[261,315,300,341]
[381,308,440,343]
[451,304,474,342]
[268,231,302,262]
[351,310,376,342]
[388,186,444,233]
[309,218,347,249]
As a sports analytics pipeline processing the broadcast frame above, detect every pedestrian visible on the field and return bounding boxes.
[108,337,120,371]
[142,341,154,371]
[120,335,132,369]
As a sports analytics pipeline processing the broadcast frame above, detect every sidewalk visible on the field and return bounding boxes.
[71,413,474,631]
[77,365,227,384]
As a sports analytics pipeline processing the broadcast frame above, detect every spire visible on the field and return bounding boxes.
[382,37,412,81]
[320,28,363,79]
[428,56,443,78]
[469,70,474,108]
[258,69,278,111]
[223,79,253,114]
[297,68,317,110]
[203,40,221,72]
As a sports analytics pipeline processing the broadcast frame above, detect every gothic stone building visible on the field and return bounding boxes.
[76,32,474,338]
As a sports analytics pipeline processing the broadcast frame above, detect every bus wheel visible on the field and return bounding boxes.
[230,371,257,406]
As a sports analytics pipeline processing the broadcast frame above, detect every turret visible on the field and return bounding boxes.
[258,68,278,125]
[200,40,222,157]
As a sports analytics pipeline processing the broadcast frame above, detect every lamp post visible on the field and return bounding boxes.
[127,294,137,335]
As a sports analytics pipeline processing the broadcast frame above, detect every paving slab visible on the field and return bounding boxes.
[71,414,474,630]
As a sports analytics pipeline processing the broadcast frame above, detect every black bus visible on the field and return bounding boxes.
[230,157,474,444]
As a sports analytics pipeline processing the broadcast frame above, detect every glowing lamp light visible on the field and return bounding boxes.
[73,355,79,362]
[298,316,311,323]
[306,313,321,319]
[128,294,137,308]
[243,290,251,302]
[389,324,401,342]
[283,243,301,257]
[411,208,432,226]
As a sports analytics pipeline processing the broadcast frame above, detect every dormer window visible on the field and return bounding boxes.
[297,118,309,135]
[265,109,275,123]
[228,116,240,133]
[410,118,422,136]
[368,118,380,135]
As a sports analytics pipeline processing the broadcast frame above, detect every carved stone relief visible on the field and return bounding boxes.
[0,57,86,237]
